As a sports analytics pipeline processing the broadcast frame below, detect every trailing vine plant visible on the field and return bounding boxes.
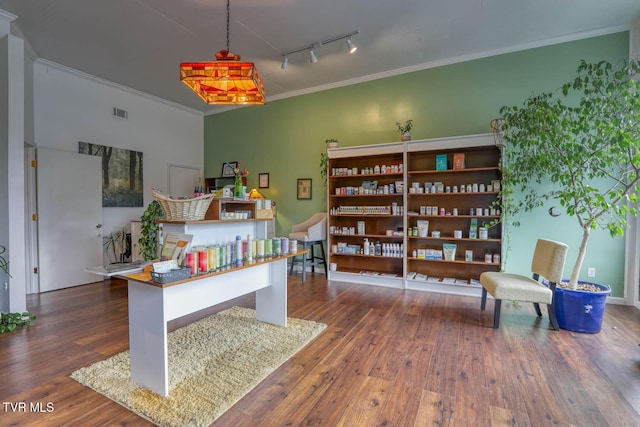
[0,244,9,277]
[0,244,36,333]
[139,200,164,261]
[1,312,36,333]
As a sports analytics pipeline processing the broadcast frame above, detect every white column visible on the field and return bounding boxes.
[631,16,640,60]
[0,10,26,312]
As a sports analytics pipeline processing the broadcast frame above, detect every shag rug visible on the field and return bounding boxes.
[70,306,326,427]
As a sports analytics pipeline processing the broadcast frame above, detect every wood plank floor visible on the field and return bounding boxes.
[2,274,640,426]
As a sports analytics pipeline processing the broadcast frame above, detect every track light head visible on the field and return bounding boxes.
[309,48,318,64]
[281,56,288,70]
[346,36,357,53]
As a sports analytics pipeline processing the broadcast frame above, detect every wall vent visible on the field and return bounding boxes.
[113,107,128,119]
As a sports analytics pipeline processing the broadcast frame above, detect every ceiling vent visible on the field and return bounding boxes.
[113,107,128,119]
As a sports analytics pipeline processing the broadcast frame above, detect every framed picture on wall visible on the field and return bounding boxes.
[297,178,312,200]
[79,142,143,207]
[259,173,270,188]
[221,162,238,177]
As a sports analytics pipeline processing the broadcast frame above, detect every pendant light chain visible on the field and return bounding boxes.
[226,0,230,52]
[179,0,266,105]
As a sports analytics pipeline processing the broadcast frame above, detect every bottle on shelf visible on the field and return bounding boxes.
[235,235,243,266]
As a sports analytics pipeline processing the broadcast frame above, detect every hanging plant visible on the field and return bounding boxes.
[320,139,338,185]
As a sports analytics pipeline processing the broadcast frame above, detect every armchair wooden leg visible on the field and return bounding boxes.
[493,299,502,328]
[547,304,559,330]
[481,288,488,311]
[533,303,542,317]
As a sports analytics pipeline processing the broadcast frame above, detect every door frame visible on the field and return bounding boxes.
[24,144,38,294]
[167,163,202,196]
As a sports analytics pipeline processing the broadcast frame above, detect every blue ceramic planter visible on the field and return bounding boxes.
[554,281,611,333]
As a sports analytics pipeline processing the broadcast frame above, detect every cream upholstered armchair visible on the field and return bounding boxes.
[288,213,327,282]
[480,238,568,329]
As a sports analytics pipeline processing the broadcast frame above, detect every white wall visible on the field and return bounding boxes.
[33,60,204,264]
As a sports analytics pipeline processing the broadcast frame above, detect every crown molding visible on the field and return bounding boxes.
[34,58,204,116]
[0,9,17,23]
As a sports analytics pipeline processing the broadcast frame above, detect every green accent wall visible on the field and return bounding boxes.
[204,31,630,297]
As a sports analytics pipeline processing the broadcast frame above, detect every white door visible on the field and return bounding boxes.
[168,164,201,197]
[37,148,103,292]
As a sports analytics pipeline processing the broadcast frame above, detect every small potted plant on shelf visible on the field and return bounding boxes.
[496,58,640,333]
[320,139,339,185]
[0,244,36,333]
[233,162,249,198]
[396,120,413,141]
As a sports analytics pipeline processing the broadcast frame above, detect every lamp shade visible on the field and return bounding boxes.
[180,50,266,105]
[249,188,266,199]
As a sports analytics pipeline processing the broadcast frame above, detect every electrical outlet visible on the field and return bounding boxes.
[587,267,596,278]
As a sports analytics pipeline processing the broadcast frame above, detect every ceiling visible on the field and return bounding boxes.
[1,0,639,115]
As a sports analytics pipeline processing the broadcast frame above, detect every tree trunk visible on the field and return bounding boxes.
[102,146,112,187]
[569,227,591,289]
[129,151,136,190]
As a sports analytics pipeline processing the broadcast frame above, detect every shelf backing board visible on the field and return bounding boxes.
[327,133,503,292]
[204,199,257,220]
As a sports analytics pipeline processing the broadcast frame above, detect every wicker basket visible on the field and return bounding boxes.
[152,189,215,221]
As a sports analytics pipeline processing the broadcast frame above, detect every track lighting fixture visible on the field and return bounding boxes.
[346,36,357,53]
[280,29,359,70]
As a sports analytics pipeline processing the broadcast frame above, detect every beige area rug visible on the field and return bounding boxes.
[71,307,326,427]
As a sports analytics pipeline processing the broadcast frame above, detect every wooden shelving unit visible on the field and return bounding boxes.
[405,137,502,295]
[326,134,502,295]
[327,143,405,288]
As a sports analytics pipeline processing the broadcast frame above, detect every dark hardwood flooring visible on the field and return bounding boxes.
[2,274,640,426]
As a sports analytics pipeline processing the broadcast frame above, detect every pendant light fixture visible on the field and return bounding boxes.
[180,0,266,105]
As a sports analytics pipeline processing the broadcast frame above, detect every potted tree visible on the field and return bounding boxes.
[496,59,640,333]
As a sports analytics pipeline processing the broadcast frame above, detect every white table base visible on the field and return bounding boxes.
[127,256,290,397]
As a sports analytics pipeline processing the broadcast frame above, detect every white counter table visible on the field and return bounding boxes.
[124,251,302,397]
